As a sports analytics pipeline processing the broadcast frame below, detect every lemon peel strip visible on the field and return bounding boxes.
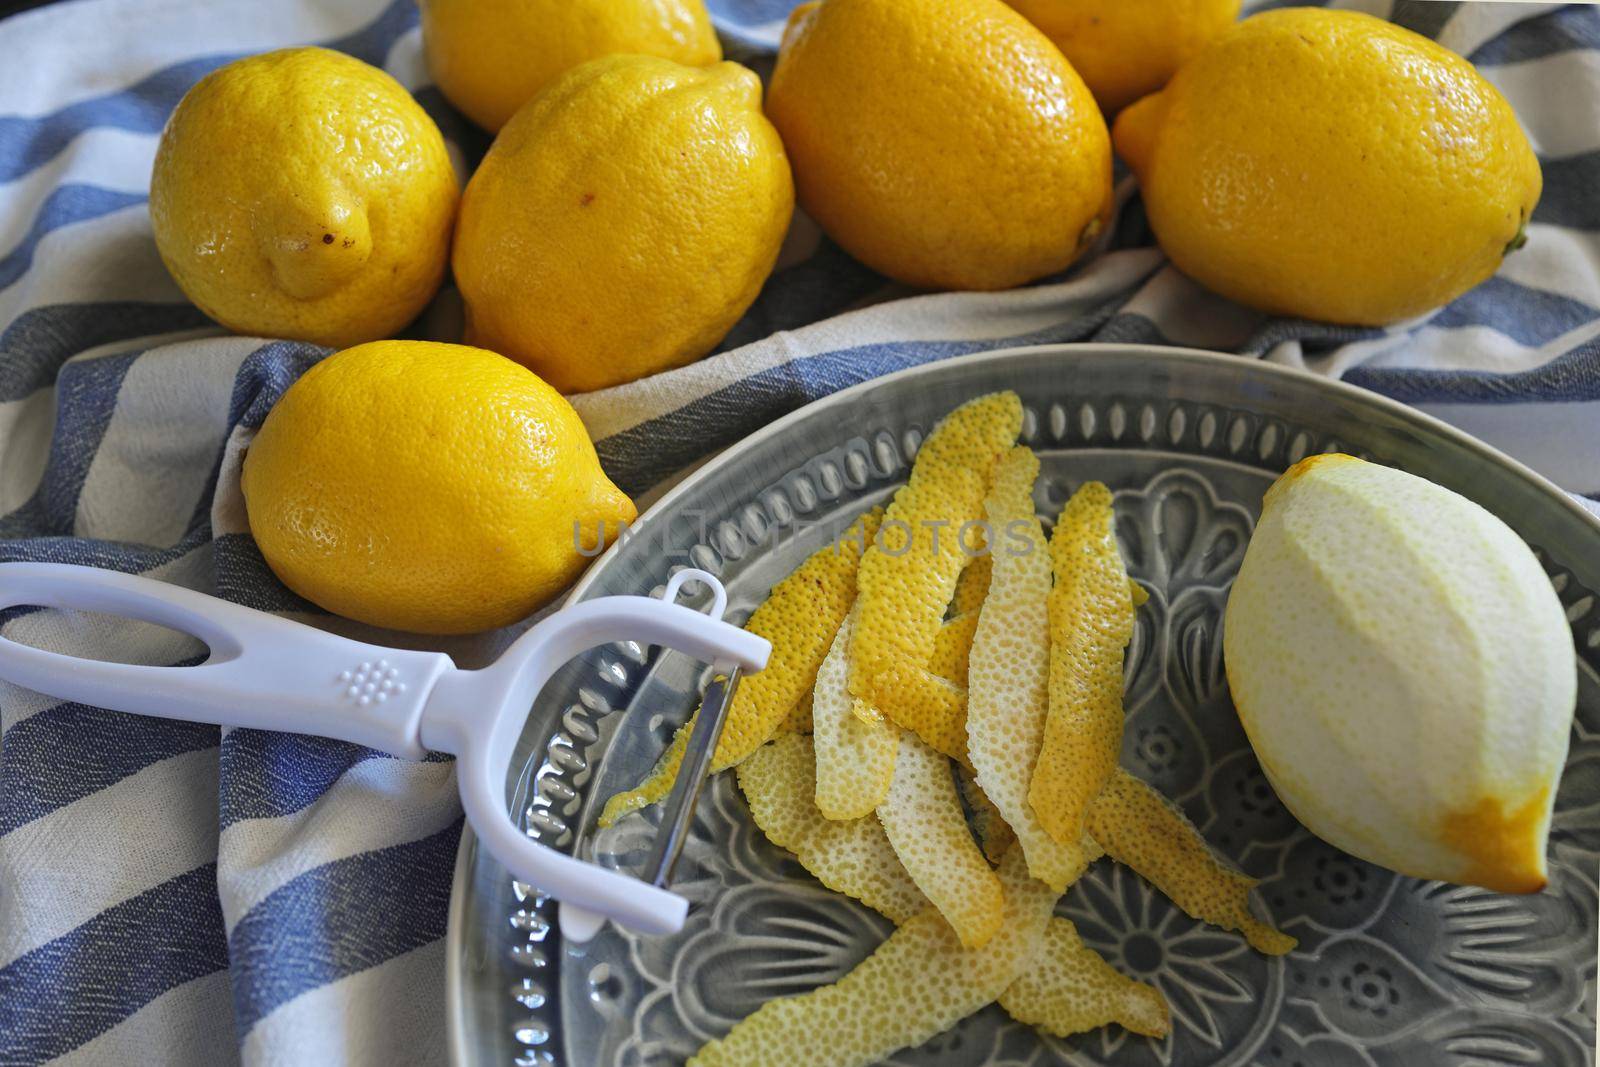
[687,846,1055,1067]
[850,391,1023,748]
[859,660,970,766]
[969,447,1103,891]
[599,507,881,828]
[737,734,927,925]
[814,612,898,820]
[1087,768,1296,956]
[598,729,689,829]
[958,767,1016,865]
[742,739,1142,1045]
[876,732,1004,949]
[1029,481,1136,845]
[1000,918,1170,1039]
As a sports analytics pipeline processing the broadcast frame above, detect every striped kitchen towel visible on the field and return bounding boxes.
[0,1,1596,1064]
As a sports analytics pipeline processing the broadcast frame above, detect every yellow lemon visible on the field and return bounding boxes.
[1224,455,1575,893]
[766,0,1112,291]
[240,341,635,634]
[1004,0,1240,113]
[420,0,722,133]
[150,48,458,348]
[1113,9,1542,325]
[453,55,793,394]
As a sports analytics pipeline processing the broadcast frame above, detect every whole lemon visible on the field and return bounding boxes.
[1113,9,1542,325]
[240,341,636,634]
[421,0,722,132]
[151,48,458,348]
[1005,0,1241,113]
[453,55,793,394]
[765,0,1111,292]
[1225,455,1574,893]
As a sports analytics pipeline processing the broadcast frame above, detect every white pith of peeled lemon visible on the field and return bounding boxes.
[1224,454,1575,893]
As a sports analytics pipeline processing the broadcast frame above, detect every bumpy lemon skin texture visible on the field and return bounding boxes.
[421,0,721,133]
[813,612,899,821]
[1087,769,1295,955]
[240,341,635,635]
[1113,8,1542,326]
[999,917,1170,1039]
[1005,0,1241,114]
[454,55,794,395]
[739,733,930,925]
[766,0,1113,292]
[1030,481,1136,846]
[150,48,458,349]
[688,847,1054,1067]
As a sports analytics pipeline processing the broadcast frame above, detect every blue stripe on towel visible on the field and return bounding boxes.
[7,350,141,535]
[1094,312,1176,347]
[1345,339,1600,403]
[1242,318,1386,355]
[220,732,395,830]
[0,524,211,577]
[1387,1,1459,39]
[0,864,228,1063]
[229,819,463,1034]
[1429,275,1599,347]
[0,302,212,404]
[226,341,326,431]
[0,185,147,294]
[0,688,213,836]
[220,731,452,830]
[1472,5,1600,65]
[1536,152,1600,231]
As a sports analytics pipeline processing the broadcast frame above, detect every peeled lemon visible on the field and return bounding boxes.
[241,341,635,634]
[151,48,457,348]
[1224,454,1575,893]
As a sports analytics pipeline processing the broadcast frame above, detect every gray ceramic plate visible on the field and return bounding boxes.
[445,344,1600,1067]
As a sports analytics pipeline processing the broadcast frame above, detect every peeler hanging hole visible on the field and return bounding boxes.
[659,568,728,621]
[1,606,211,666]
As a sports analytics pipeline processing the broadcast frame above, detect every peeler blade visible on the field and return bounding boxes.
[641,666,743,888]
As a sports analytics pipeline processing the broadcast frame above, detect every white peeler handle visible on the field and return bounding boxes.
[0,562,452,758]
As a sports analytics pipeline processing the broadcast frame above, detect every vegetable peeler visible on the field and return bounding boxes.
[0,561,769,943]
